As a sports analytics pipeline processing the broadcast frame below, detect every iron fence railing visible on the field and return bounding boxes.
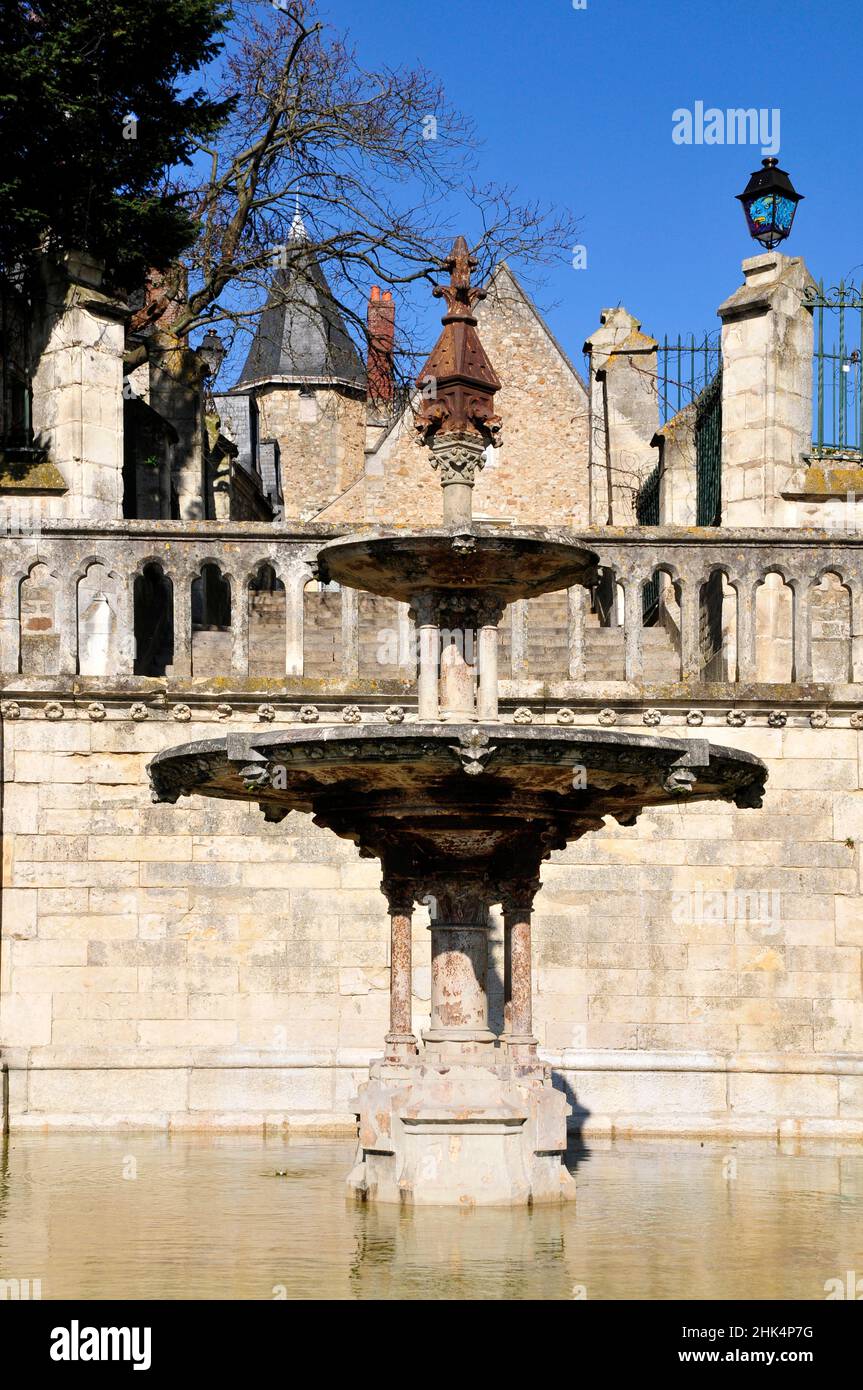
[806,279,863,457]
[655,332,722,425]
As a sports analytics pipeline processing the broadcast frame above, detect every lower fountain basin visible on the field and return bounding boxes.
[149,723,766,878]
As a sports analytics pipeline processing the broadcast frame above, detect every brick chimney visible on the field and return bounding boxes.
[367,285,395,404]
[129,266,188,336]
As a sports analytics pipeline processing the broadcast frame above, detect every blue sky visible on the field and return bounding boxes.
[310,0,863,366]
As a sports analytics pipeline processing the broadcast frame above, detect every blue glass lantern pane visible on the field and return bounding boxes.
[747,194,776,231]
[773,196,796,231]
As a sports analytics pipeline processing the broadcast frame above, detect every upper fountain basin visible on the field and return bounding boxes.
[316,525,599,604]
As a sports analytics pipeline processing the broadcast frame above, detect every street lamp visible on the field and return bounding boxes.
[196,329,227,380]
[736,158,803,251]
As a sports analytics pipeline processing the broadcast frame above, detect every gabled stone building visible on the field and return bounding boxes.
[1,235,863,1144]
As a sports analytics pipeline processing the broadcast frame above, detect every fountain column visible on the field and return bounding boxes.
[413,593,440,721]
[477,599,503,722]
[501,878,541,1059]
[431,435,487,525]
[383,878,418,1060]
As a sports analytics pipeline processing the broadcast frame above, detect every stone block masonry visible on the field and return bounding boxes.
[2,698,863,1137]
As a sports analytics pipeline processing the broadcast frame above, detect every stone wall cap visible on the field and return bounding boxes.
[718,253,816,320]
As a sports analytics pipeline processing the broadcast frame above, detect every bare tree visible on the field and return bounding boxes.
[125,0,579,388]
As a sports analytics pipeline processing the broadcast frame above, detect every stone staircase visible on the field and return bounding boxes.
[583,621,679,683]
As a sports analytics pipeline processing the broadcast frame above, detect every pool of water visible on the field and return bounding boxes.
[1,1133,861,1300]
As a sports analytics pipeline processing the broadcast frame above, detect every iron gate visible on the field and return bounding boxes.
[695,367,722,526]
[806,280,863,457]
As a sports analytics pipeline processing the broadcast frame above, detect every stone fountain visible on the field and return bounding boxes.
[148,237,766,1207]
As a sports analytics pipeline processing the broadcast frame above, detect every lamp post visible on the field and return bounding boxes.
[736,157,803,251]
[197,329,226,382]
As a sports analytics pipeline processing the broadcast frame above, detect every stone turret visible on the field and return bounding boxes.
[220,210,367,522]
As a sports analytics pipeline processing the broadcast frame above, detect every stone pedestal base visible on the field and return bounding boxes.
[347,1056,575,1207]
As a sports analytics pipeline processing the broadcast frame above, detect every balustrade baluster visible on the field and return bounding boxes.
[623,577,643,682]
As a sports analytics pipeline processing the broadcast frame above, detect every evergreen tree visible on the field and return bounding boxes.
[0,0,233,285]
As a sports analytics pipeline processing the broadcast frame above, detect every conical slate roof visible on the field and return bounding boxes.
[237,220,365,387]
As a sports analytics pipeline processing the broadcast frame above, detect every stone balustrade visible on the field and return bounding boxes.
[1,520,863,693]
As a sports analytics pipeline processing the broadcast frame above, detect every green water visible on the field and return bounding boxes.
[1,1133,861,1300]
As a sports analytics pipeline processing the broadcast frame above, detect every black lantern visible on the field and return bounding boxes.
[736,158,803,250]
[196,329,226,379]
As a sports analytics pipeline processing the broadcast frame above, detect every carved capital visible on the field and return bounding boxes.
[429,434,487,488]
[381,876,415,917]
[475,596,505,629]
[417,880,488,926]
[497,876,542,919]
[408,589,438,628]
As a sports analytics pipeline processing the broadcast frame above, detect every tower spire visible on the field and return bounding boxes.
[289,194,309,244]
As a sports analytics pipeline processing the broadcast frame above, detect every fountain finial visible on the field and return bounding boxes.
[415,236,503,523]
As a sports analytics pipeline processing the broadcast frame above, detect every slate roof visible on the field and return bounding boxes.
[236,237,365,387]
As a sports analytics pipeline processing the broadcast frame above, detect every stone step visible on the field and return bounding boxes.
[582,624,679,682]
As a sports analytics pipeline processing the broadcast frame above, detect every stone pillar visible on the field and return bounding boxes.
[383,878,418,1060]
[851,582,863,684]
[792,579,812,682]
[623,577,644,682]
[0,577,20,674]
[29,253,127,520]
[55,580,78,676]
[679,576,701,681]
[396,602,414,675]
[500,879,540,1059]
[735,580,757,683]
[422,886,495,1056]
[285,569,307,677]
[430,435,486,525]
[567,585,587,680]
[171,567,192,677]
[718,253,815,527]
[477,621,499,720]
[511,600,528,683]
[413,594,440,721]
[231,575,250,677]
[583,307,658,526]
[115,574,135,676]
[341,584,359,681]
